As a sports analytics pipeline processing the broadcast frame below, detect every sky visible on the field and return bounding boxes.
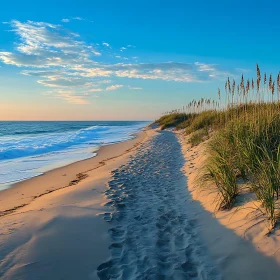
[0,0,280,120]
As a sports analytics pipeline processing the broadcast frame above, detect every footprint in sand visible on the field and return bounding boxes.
[98,131,220,280]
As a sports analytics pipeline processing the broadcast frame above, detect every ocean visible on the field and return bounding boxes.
[0,121,148,190]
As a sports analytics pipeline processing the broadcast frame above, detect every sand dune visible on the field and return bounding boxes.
[177,129,280,278]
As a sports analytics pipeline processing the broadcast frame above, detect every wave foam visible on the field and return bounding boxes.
[0,122,147,187]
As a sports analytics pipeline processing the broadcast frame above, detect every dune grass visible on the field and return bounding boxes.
[157,65,280,227]
[200,133,238,210]
[155,113,187,130]
[188,128,208,147]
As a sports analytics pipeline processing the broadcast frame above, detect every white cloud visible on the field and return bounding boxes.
[0,20,235,104]
[88,88,103,92]
[38,76,91,88]
[195,62,216,72]
[56,90,90,104]
[60,17,93,23]
[70,62,227,83]
[104,62,202,82]
[106,84,123,91]
[22,70,61,76]
[0,20,100,66]
[88,84,123,93]
[72,17,84,21]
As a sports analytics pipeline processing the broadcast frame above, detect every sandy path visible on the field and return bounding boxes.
[97,129,280,280]
[97,130,220,279]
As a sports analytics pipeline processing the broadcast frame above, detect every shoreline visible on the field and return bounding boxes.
[0,121,150,192]
[0,128,148,280]
[0,131,146,215]
[0,145,100,192]
[2,127,280,279]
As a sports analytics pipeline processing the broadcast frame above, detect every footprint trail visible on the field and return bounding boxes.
[98,131,220,280]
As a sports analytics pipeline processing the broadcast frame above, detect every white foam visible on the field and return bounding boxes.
[0,122,147,189]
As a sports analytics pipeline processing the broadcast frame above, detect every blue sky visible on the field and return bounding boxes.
[0,0,279,120]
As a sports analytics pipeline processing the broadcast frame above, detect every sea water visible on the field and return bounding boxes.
[0,121,148,190]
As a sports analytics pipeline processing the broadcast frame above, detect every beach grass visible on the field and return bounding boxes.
[155,113,187,130]
[188,128,208,147]
[156,65,280,227]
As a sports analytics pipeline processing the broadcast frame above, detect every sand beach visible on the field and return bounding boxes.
[1,127,280,279]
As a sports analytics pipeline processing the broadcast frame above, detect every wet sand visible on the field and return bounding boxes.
[0,132,145,215]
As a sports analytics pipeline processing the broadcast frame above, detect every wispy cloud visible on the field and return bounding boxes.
[0,20,235,104]
[0,20,101,67]
[106,84,123,91]
[60,17,93,23]
[56,90,91,104]
[72,17,84,21]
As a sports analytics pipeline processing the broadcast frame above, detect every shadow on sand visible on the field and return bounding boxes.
[173,129,280,280]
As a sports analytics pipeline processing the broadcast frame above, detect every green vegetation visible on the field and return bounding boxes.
[201,133,237,210]
[154,113,187,130]
[188,128,208,147]
[157,64,280,228]
[185,111,218,134]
